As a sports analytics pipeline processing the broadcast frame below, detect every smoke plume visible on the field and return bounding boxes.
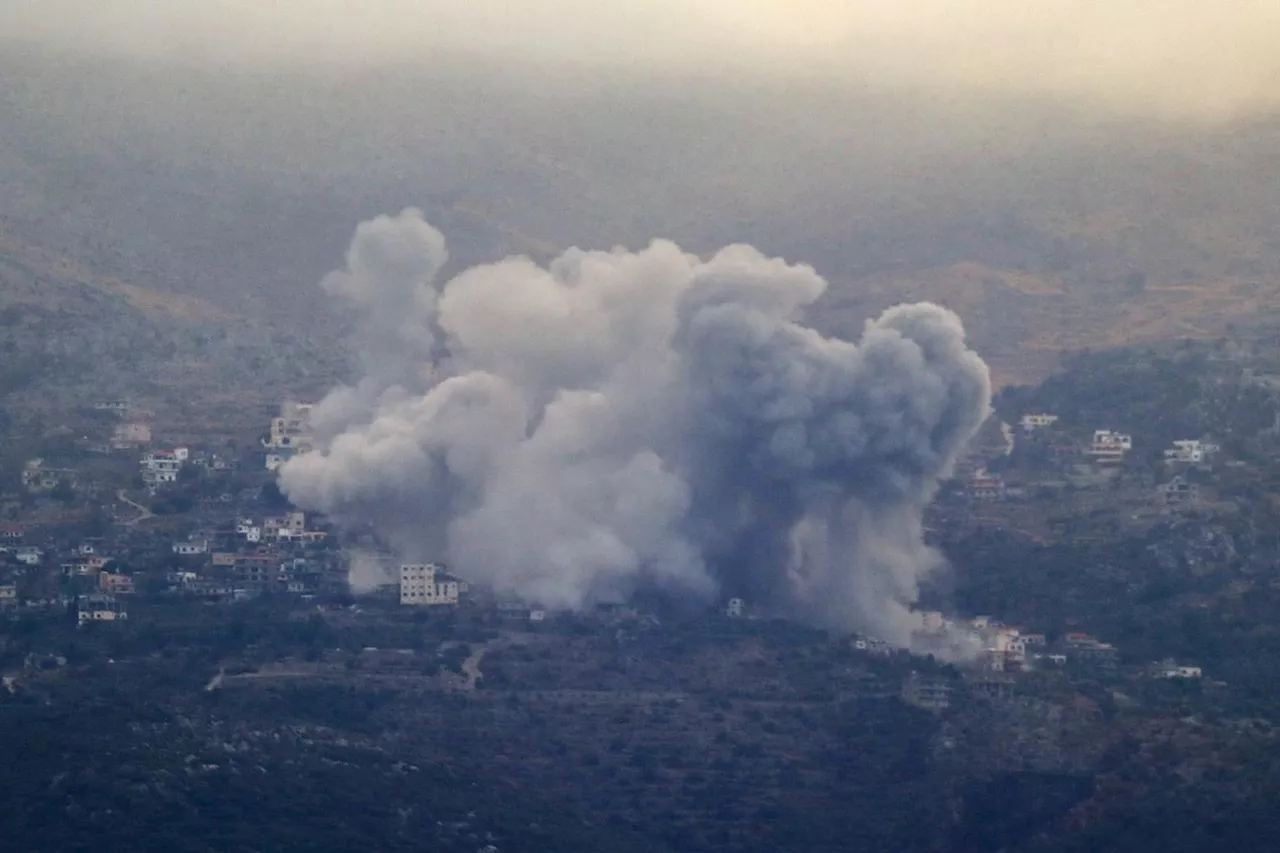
[280,208,991,647]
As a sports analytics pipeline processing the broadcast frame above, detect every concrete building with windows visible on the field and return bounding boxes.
[1086,430,1132,465]
[967,468,1006,500]
[902,672,952,711]
[76,594,127,626]
[141,449,186,488]
[263,402,315,470]
[399,563,460,606]
[1164,440,1218,465]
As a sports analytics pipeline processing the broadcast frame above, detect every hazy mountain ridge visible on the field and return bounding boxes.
[5,50,1280,387]
[0,225,346,404]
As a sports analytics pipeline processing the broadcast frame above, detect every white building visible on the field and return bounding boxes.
[1019,413,1059,432]
[1087,430,1132,465]
[262,512,307,540]
[173,540,209,556]
[1161,665,1203,679]
[1164,440,1216,464]
[399,563,460,606]
[141,449,186,487]
[235,520,264,542]
[726,597,745,618]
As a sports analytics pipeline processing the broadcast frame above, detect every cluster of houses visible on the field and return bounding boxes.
[173,511,335,598]
[0,529,133,625]
[915,610,1207,684]
[0,527,43,568]
[20,459,77,494]
[0,504,342,619]
[912,611,1121,674]
[138,446,237,493]
[975,411,1226,510]
[231,511,327,545]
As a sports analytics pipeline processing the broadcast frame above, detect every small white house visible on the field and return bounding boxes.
[726,597,745,618]
[173,540,209,556]
[1164,440,1205,464]
[1019,413,1059,432]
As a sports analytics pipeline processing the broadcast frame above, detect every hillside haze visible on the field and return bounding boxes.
[3,47,1280,385]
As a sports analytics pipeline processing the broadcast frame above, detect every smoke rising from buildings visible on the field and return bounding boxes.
[280,208,991,648]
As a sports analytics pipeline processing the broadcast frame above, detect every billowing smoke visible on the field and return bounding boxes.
[280,208,991,648]
[346,550,396,596]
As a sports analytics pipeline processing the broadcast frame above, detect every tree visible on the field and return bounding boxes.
[260,480,291,509]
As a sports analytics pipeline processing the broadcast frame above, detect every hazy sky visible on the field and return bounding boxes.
[3,0,1278,119]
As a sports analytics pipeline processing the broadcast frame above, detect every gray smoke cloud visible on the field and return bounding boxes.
[280,208,991,648]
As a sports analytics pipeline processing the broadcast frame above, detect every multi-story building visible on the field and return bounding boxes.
[263,402,314,470]
[141,448,187,488]
[76,594,127,626]
[262,512,308,540]
[172,539,209,556]
[967,469,1006,500]
[1086,430,1132,465]
[902,672,952,711]
[399,563,460,606]
[99,573,135,595]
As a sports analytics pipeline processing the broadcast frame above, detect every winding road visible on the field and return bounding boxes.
[117,489,153,527]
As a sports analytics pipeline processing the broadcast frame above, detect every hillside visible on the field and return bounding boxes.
[5,53,1280,389]
[817,261,1280,387]
[0,227,345,407]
